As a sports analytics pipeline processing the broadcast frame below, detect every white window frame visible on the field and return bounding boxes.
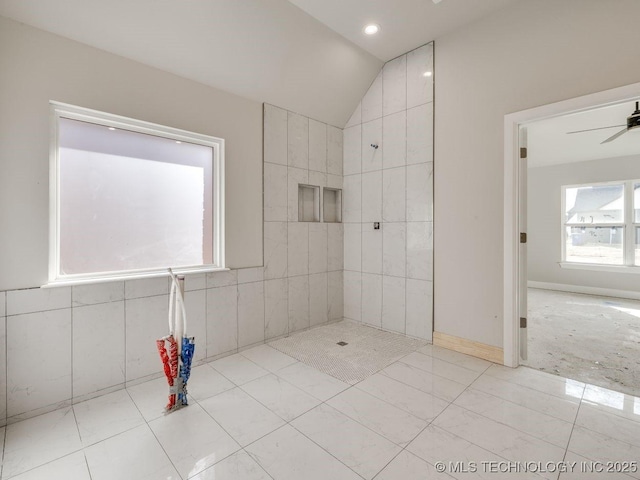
[48,101,225,286]
[560,179,638,271]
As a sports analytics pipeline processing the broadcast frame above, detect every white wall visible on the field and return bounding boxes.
[434,0,640,348]
[342,44,434,340]
[528,155,640,292]
[0,16,263,291]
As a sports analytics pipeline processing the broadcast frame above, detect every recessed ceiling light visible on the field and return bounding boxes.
[423,71,433,77]
[108,127,116,131]
[363,24,380,35]
[175,140,182,144]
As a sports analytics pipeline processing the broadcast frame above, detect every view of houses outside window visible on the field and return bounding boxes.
[563,181,640,265]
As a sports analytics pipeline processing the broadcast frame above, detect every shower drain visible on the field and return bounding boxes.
[336,341,348,346]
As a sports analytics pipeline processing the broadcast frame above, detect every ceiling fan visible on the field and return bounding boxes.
[567,101,640,144]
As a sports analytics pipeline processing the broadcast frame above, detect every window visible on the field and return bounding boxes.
[49,102,225,284]
[562,181,639,267]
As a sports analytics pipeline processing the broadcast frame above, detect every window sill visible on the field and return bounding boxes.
[559,262,640,274]
[42,265,229,288]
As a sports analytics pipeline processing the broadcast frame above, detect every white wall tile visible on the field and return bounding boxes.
[407,222,433,281]
[288,223,309,277]
[125,277,168,300]
[383,55,407,116]
[362,170,382,222]
[406,279,433,341]
[73,301,125,397]
[184,290,207,362]
[0,315,6,421]
[407,104,433,166]
[125,295,168,381]
[265,278,288,340]
[309,273,328,327]
[7,287,71,316]
[184,274,207,292]
[7,309,71,416]
[288,167,309,222]
[206,285,238,357]
[407,163,433,221]
[288,112,309,169]
[0,291,5,317]
[327,173,343,190]
[264,104,288,166]
[309,223,328,274]
[343,223,362,272]
[309,119,327,173]
[342,174,362,223]
[343,125,361,176]
[264,222,288,280]
[327,126,343,176]
[343,271,361,321]
[206,269,238,288]
[238,268,264,285]
[362,119,382,173]
[383,223,406,277]
[72,282,124,307]
[362,71,383,123]
[238,282,265,348]
[361,273,382,328]
[362,228,382,275]
[345,101,362,128]
[407,44,434,109]
[264,162,288,222]
[382,276,406,334]
[327,223,344,272]
[328,271,344,320]
[310,173,327,192]
[383,167,406,222]
[288,275,309,333]
[383,111,406,169]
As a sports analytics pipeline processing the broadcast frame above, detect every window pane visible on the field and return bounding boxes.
[636,227,640,266]
[565,184,624,224]
[58,118,213,275]
[565,226,623,265]
[634,184,640,223]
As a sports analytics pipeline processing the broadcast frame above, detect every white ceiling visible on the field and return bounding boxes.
[0,0,382,127]
[287,0,519,61]
[527,101,640,168]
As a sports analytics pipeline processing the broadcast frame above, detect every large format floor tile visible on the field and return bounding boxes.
[8,452,91,480]
[246,425,362,480]
[275,361,349,401]
[291,404,402,479]
[190,451,272,480]
[73,390,144,447]
[84,424,179,480]
[2,408,82,478]
[199,387,285,447]
[149,403,240,479]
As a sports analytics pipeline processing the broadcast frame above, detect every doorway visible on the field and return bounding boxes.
[503,82,640,398]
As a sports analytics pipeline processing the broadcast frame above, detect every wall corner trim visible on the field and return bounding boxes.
[433,331,504,365]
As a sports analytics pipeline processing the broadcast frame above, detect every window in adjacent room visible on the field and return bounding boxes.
[562,181,640,266]
[49,102,225,284]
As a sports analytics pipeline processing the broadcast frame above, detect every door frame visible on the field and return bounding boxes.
[503,81,640,368]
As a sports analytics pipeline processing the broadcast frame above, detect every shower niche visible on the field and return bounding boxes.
[297,184,342,223]
[298,184,320,222]
[323,187,342,223]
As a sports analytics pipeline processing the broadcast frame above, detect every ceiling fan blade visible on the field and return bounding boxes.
[601,128,628,144]
[566,125,626,135]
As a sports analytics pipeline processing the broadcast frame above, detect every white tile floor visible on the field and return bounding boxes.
[1,342,639,480]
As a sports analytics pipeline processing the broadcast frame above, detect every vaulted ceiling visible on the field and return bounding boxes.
[0,0,518,126]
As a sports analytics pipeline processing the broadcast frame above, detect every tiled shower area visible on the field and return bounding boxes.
[0,42,437,478]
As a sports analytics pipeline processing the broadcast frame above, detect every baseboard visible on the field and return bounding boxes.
[433,331,503,364]
[528,281,640,301]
